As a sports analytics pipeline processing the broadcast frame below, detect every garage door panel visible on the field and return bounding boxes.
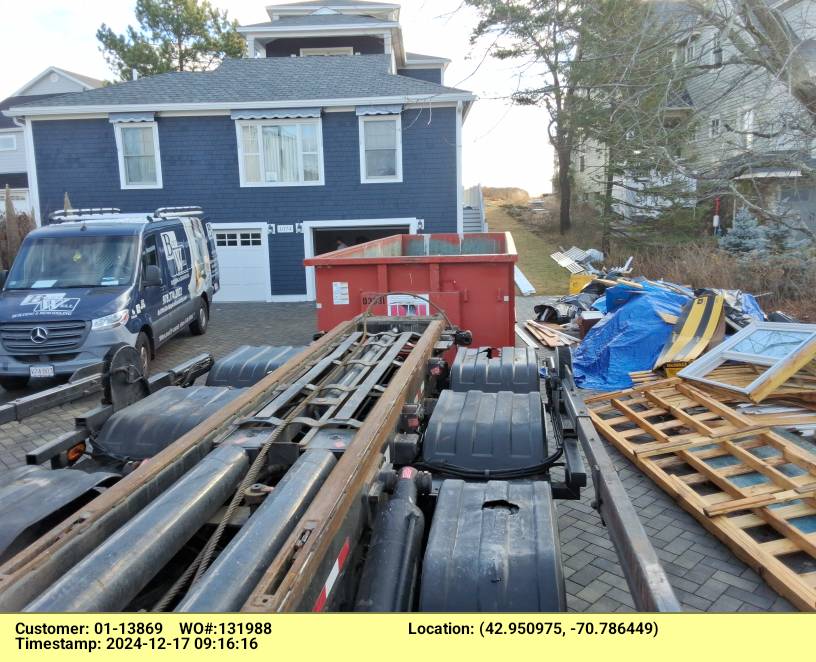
[213,228,269,302]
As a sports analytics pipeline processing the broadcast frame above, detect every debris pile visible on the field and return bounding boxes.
[527,247,773,390]
[538,247,816,611]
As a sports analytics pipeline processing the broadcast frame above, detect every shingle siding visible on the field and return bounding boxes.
[33,107,458,297]
[397,68,443,85]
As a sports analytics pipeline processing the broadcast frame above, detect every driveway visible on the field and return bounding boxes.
[0,302,318,404]
[0,302,317,466]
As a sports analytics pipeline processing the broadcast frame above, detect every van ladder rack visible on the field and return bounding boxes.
[48,208,122,222]
[153,206,203,218]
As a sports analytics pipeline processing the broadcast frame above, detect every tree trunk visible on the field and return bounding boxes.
[601,148,615,255]
[556,148,572,235]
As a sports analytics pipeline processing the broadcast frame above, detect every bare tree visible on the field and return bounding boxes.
[466,0,588,234]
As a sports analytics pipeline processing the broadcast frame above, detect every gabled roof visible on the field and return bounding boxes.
[6,55,473,116]
[10,66,103,97]
[54,68,105,89]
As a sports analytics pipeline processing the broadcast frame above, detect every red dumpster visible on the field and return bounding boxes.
[304,232,518,348]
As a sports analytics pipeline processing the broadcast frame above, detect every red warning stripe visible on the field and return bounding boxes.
[312,537,351,612]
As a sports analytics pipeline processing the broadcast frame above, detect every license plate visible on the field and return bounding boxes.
[30,365,55,378]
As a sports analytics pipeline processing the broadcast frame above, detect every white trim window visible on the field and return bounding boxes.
[709,116,721,138]
[237,119,324,187]
[359,115,402,184]
[114,122,163,189]
[300,46,354,56]
[0,134,16,151]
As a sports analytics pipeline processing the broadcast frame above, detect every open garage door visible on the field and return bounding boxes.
[211,224,271,302]
[312,225,410,255]
[303,218,420,301]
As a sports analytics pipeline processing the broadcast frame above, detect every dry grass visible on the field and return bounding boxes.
[486,202,569,294]
[482,187,530,205]
[610,244,816,321]
[490,193,816,321]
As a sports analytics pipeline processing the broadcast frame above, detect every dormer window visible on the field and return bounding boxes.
[300,46,354,56]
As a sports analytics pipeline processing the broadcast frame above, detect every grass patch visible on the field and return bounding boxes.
[486,202,569,294]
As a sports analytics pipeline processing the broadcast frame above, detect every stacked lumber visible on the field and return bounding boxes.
[524,320,578,348]
[699,363,816,404]
[585,377,816,611]
[629,370,661,385]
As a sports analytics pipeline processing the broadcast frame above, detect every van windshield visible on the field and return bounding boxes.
[5,235,140,290]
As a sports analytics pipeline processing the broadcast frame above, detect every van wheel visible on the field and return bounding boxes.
[135,332,151,377]
[190,300,209,336]
[0,376,29,391]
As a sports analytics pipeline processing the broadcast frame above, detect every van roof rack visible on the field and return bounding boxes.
[49,208,122,222]
[153,206,203,218]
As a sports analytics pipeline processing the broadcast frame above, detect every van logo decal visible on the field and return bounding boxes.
[161,231,188,275]
[30,327,48,344]
[15,293,81,318]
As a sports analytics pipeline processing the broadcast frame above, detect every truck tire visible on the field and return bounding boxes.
[0,376,29,391]
[189,299,208,336]
[135,331,151,377]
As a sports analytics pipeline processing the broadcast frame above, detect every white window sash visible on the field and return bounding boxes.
[236,119,324,187]
[358,114,403,184]
[300,46,354,56]
[114,121,163,190]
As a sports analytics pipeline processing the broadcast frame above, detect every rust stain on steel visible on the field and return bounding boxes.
[0,319,356,589]
[242,319,444,612]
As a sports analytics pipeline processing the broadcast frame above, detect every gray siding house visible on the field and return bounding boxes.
[571,0,816,228]
[4,1,475,302]
[0,67,102,214]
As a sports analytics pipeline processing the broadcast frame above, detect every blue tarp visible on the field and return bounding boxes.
[573,281,691,390]
[740,292,764,321]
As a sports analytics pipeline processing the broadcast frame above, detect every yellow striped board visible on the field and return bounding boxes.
[653,294,725,370]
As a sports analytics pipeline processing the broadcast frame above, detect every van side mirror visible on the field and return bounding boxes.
[143,265,162,287]
[0,270,7,290]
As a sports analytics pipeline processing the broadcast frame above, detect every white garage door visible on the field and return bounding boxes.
[212,227,270,302]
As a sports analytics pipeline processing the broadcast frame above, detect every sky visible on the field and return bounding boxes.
[0,0,553,194]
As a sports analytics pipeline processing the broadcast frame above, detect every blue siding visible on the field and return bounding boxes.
[397,68,443,85]
[33,108,458,296]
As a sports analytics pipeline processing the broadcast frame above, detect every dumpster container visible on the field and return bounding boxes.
[304,232,517,347]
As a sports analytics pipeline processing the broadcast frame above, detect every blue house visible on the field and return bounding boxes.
[5,0,475,302]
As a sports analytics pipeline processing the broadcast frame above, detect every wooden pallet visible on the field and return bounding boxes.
[585,378,816,611]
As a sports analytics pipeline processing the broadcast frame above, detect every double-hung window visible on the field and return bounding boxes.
[114,122,162,189]
[359,115,403,183]
[238,119,323,186]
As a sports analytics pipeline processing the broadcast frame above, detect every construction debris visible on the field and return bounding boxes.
[585,377,816,611]
[543,248,816,611]
[677,322,816,403]
[653,293,725,370]
[523,320,578,348]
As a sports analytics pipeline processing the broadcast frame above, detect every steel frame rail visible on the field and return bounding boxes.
[560,368,682,612]
[242,320,445,612]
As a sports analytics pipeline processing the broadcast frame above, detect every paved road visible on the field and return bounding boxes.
[0,299,795,612]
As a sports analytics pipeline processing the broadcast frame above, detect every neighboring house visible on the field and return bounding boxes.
[571,0,816,229]
[0,67,102,214]
[4,0,475,303]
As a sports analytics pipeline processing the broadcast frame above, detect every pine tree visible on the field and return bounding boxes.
[719,208,768,256]
[97,0,244,81]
